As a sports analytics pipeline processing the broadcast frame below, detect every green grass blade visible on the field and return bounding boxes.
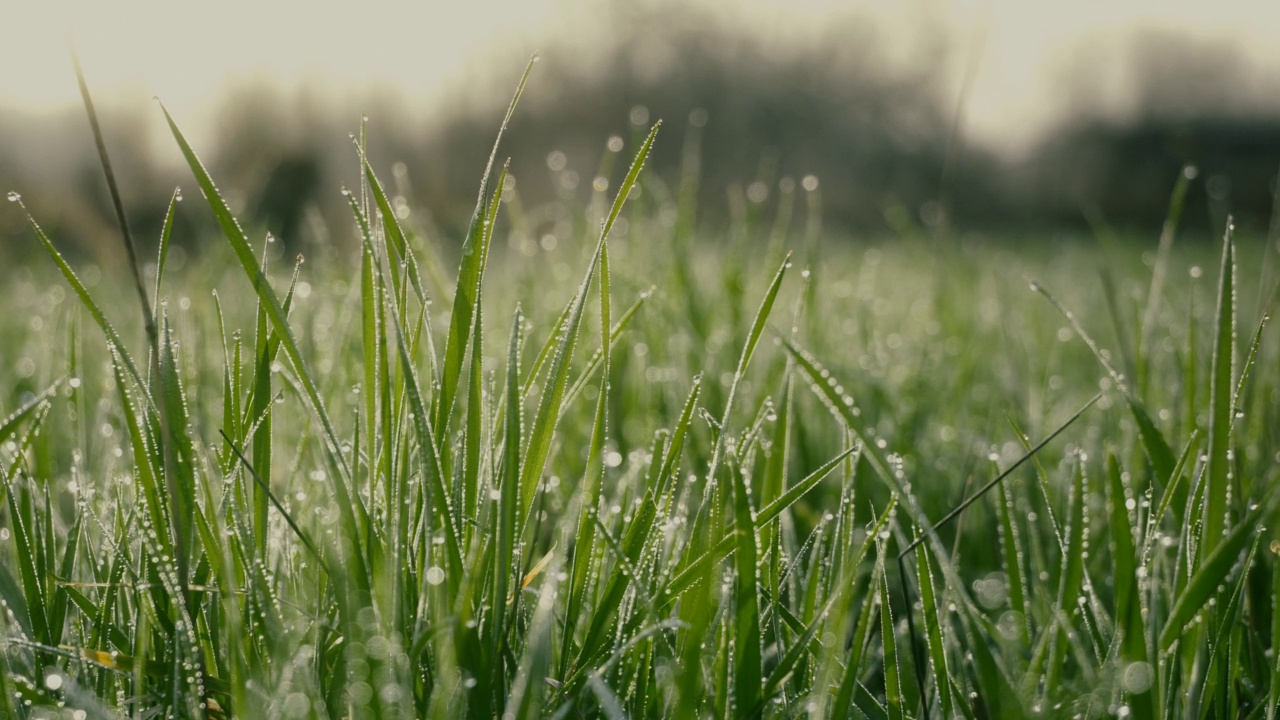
[1202,227,1236,557]
[730,458,763,717]
[490,307,524,703]
[1270,535,1280,720]
[705,251,790,487]
[1108,452,1153,716]
[998,477,1030,645]
[1031,281,1177,483]
[503,554,561,720]
[832,546,884,720]
[5,487,50,644]
[520,122,660,518]
[1044,457,1087,695]
[756,446,857,528]
[19,204,149,396]
[0,381,62,447]
[436,60,535,433]
[656,375,703,498]
[563,289,651,407]
[151,186,181,319]
[663,445,855,600]
[915,542,953,718]
[1160,497,1269,652]
[561,234,613,675]
[161,105,347,477]
[1139,165,1195,381]
[880,555,905,720]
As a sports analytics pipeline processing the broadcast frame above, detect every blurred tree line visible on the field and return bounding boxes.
[3,9,1279,265]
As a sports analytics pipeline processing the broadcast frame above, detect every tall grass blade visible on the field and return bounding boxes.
[915,542,953,718]
[161,105,347,474]
[880,558,905,720]
[520,122,660,518]
[436,58,535,432]
[1160,497,1270,652]
[1202,225,1236,557]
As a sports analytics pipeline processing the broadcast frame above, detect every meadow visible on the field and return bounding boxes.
[1,61,1278,719]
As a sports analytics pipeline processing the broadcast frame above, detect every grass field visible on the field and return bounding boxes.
[1,64,1279,719]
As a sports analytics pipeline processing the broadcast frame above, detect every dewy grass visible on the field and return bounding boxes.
[1,63,1279,720]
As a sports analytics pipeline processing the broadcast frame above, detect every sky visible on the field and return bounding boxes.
[4,0,1280,154]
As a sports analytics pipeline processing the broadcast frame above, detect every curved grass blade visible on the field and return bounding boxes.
[436,58,535,432]
[704,250,790,489]
[1159,496,1271,652]
[152,187,181,319]
[161,105,348,479]
[19,203,149,397]
[0,381,62,447]
[662,445,855,602]
[1031,281,1177,484]
[519,122,660,519]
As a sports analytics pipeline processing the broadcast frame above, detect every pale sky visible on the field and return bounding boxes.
[5,0,1280,154]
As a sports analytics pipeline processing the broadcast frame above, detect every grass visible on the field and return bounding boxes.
[1,61,1278,720]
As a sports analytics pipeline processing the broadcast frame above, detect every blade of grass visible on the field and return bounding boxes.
[1202,224,1236,558]
[0,381,62,447]
[435,58,535,432]
[161,105,348,477]
[1107,452,1153,717]
[520,122,660,520]
[899,393,1101,560]
[915,541,953,719]
[1031,281,1177,484]
[1160,496,1272,652]
[729,456,763,717]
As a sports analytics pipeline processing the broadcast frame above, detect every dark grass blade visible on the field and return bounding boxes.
[72,49,158,366]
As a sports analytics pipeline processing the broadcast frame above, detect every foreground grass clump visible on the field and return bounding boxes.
[2,67,1280,719]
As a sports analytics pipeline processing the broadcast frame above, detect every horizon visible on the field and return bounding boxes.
[6,0,1280,159]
